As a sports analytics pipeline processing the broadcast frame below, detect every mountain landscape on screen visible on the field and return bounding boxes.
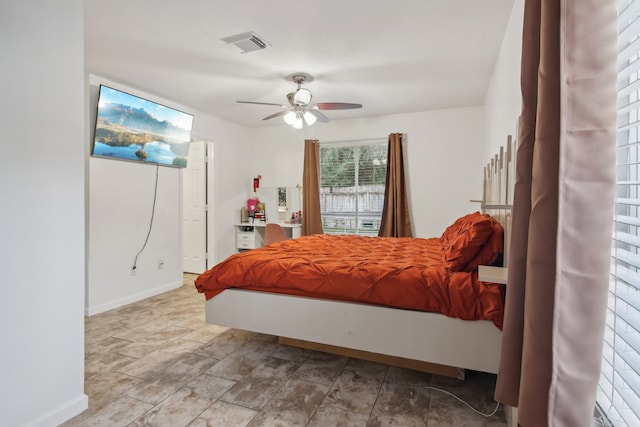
[92,85,193,168]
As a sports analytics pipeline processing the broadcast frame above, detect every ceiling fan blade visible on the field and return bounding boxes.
[308,109,330,123]
[314,102,362,110]
[262,110,289,120]
[237,101,286,107]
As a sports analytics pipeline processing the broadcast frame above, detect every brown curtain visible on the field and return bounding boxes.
[378,133,413,237]
[494,1,617,426]
[301,139,323,236]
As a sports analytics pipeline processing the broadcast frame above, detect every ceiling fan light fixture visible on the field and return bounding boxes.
[237,72,363,127]
[283,111,296,125]
[303,111,317,126]
[293,88,312,105]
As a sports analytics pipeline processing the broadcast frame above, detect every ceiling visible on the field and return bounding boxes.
[84,0,515,128]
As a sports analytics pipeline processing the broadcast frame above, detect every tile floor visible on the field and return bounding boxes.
[63,274,506,426]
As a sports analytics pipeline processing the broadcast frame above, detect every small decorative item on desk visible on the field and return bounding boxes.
[247,198,259,223]
[257,202,266,222]
[293,210,302,224]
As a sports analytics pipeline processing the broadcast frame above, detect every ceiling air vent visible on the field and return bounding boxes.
[221,31,270,54]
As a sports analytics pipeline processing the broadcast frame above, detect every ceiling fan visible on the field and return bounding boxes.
[237,73,362,129]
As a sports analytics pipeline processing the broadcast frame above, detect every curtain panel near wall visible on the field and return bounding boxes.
[301,139,323,236]
[494,1,617,426]
[378,133,413,238]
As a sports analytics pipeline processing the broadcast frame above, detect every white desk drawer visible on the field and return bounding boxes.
[236,232,255,242]
[237,240,256,249]
[237,231,256,250]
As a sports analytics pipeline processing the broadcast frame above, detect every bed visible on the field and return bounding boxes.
[195,137,515,380]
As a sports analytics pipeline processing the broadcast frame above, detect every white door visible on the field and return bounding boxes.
[183,140,208,273]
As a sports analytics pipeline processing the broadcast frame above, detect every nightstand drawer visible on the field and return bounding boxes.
[236,232,255,242]
[237,240,256,249]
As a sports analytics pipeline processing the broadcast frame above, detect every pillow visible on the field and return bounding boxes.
[464,219,504,272]
[440,212,495,271]
[440,212,481,248]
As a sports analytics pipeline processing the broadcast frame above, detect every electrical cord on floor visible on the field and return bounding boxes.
[132,164,160,271]
[422,387,612,426]
[420,385,501,418]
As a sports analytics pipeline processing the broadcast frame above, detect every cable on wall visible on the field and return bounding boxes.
[132,164,160,271]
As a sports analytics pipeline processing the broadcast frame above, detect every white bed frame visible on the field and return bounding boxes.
[204,136,515,381]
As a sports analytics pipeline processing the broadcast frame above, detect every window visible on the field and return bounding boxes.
[598,2,640,425]
[319,140,387,235]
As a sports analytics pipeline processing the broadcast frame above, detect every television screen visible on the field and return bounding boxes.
[92,85,194,168]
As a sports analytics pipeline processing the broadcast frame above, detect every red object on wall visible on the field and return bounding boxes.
[253,176,261,192]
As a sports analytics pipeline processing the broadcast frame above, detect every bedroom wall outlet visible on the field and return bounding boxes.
[157,259,164,270]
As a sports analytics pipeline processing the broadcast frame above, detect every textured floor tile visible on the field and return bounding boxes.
[430,371,500,418]
[85,349,137,377]
[294,351,349,385]
[247,378,330,426]
[426,404,487,427]
[124,353,217,404]
[486,410,508,427]
[129,374,236,426]
[115,326,194,358]
[172,312,206,328]
[180,323,228,342]
[369,381,430,426]
[221,357,300,410]
[323,367,385,413]
[109,304,156,320]
[85,310,127,328]
[307,405,370,427]
[117,339,204,379]
[270,343,311,363]
[85,323,129,346]
[207,340,278,381]
[83,371,141,411]
[112,317,180,341]
[85,336,132,356]
[162,309,205,325]
[426,371,501,427]
[343,358,389,381]
[60,396,152,427]
[196,329,257,359]
[195,401,258,427]
[384,365,433,387]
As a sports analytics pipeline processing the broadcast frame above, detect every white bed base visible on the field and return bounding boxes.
[205,289,502,377]
[204,135,515,380]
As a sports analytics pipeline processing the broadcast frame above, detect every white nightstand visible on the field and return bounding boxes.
[236,225,260,251]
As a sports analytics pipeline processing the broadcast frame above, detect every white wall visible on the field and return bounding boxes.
[243,107,486,240]
[0,1,88,426]
[86,77,250,313]
[483,0,524,158]
[87,78,186,314]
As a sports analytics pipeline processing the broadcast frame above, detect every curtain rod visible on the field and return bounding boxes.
[318,137,387,146]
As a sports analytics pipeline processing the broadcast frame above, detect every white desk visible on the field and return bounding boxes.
[235,222,302,251]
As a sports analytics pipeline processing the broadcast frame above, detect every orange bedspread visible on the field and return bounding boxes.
[195,234,504,329]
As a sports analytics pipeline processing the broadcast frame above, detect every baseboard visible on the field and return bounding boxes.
[85,280,182,316]
[24,393,88,427]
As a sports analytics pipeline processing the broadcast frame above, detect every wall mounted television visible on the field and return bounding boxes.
[92,85,194,168]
